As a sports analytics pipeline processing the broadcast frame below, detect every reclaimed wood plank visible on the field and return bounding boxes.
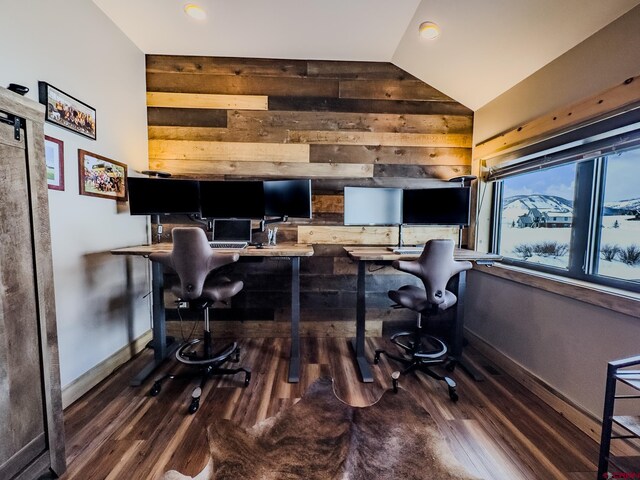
[146,91,267,110]
[146,55,308,77]
[148,159,373,178]
[148,140,309,162]
[339,79,454,102]
[228,110,472,134]
[287,130,472,148]
[269,96,474,115]
[146,73,339,97]
[147,108,227,127]
[307,60,417,80]
[309,145,471,166]
[297,225,458,245]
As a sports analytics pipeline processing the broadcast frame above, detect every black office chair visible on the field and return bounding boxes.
[148,227,251,414]
[374,239,472,402]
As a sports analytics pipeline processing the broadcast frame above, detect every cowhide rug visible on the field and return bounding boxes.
[161,376,480,480]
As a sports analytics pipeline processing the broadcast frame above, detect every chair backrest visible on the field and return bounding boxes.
[392,239,472,305]
[149,227,240,301]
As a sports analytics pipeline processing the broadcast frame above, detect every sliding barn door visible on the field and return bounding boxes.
[0,87,65,479]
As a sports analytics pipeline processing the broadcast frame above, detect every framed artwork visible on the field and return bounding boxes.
[78,149,127,201]
[38,81,96,140]
[44,136,64,191]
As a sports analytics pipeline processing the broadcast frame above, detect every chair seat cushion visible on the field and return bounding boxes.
[388,285,457,312]
[171,276,244,303]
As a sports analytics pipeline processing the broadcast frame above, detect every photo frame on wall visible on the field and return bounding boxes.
[78,149,127,201]
[44,136,64,191]
[38,82,96,140]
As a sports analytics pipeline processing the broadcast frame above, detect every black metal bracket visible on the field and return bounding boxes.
[0,112,22,141]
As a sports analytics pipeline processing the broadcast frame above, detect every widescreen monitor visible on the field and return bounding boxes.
[127,177,200,215]
[402,187,471,226]
[199,180,265,219]
[263,179,312,219]
[343,187,402,225]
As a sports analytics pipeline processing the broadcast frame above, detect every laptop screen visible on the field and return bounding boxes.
[212,219,252,242]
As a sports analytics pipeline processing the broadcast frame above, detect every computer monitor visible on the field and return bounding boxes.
[127,177,200,215]
[263,179,312,219]
[402,187,471,226]
[343,187,402,225]
[199,180,265,219]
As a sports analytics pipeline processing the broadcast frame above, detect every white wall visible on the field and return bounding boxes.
[468,5,640,417]
[0,0,151,389]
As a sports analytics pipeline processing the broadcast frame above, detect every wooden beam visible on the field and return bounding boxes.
[474,73,640,162]
[297,225,458,245]
[149,139,309,162]
[146,92,267,110]
[287,130,472,148]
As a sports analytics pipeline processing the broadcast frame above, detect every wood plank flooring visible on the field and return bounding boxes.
[59,336,628,479]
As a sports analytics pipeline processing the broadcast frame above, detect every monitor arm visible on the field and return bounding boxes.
[253,215,288,234]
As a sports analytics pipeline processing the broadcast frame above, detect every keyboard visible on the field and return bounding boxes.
[209,242,248,249]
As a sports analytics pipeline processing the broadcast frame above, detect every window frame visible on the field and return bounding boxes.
[489,125,640,294]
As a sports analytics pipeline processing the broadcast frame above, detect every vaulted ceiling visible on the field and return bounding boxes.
[92,0,640,110]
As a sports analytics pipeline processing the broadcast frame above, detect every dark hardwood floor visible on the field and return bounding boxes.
[59,336,620,479]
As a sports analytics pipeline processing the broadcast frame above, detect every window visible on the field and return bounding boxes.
[594,150,640,283]
[491,119,640,293]
[498,163,576,270]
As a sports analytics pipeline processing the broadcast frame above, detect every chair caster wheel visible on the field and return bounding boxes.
[374,350,382,364]
[188,398,199,414]
[449,388,458,402]
[391,371,400,394]
[244,371,251,387]
[149,382,161,397]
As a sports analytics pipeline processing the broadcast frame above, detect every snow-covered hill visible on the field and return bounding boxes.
[503,194,640,219]
[502,194,572,222]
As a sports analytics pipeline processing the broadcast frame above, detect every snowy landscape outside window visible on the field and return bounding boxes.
[492,138,640,293]
[498,163,576,270]
[594,150,640,282]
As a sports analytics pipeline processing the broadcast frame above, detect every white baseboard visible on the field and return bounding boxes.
[464,328,602,442]
[61,330,153,410]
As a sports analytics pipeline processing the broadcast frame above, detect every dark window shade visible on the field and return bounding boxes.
[484,107,640,182]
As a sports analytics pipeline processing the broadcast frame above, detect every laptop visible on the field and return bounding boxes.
[210,219,252,249]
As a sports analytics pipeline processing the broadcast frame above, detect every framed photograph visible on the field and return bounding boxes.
[38,81,96,140]
[78,149,127,201]
[44,136,65,191]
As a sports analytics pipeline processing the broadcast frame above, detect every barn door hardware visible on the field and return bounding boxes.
[0,109,23,141]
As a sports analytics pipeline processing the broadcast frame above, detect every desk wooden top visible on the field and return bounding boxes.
[343,246,502,263]
[111,243,315,257]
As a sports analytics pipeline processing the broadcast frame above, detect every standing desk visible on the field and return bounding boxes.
[343,246,501,383]
[111,243,314,385]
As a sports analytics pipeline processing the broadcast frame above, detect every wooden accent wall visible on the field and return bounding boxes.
[145,55,473,329]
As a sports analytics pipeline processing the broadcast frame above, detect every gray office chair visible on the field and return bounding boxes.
[148,227,251,414]
[374,239,472,402]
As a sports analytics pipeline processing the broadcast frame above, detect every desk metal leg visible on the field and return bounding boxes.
[352,260,373,383]
[452,271,484,382]
[131,261,177,386]
[288,257,301,383]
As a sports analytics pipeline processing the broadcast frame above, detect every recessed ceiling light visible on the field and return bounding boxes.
[184,3,207,21]
[419,21,440,40]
